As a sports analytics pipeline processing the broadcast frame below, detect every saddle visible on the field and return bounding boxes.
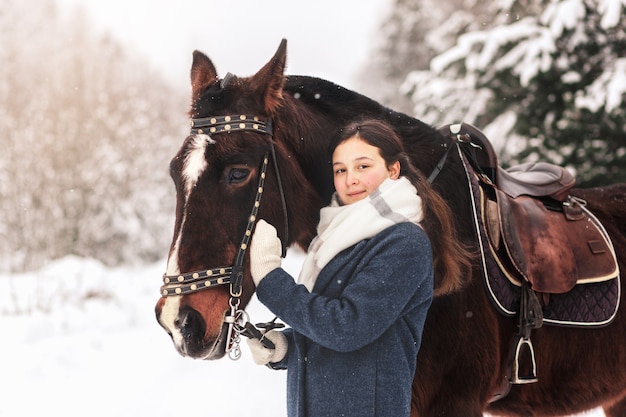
[439,123,620,391]
[440,123,618,296]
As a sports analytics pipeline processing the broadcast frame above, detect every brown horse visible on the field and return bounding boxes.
[154,39,626,416]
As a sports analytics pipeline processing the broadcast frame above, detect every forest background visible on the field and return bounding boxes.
[1,0,625,274]
[1,1,622,416]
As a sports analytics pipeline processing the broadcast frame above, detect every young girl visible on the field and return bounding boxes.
[248,118,465,417]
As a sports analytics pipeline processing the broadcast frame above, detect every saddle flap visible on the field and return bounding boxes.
[488,189,618,294]
[497,190,579,292]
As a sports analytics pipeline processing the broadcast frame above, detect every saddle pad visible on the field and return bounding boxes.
[461,151,621,327]
[485,255,620,327]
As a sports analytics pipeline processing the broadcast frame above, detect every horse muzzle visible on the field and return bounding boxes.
[156,297,228,360]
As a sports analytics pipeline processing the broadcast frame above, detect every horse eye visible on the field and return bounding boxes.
[226,167,250,184]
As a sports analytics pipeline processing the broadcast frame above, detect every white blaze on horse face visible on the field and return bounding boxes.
[165,133,214,279]
[161,234,184,350]
[183,134,214,195]
[160,295,184,350]
[160,134,214,350]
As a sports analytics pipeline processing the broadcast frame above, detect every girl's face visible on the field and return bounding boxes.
[332,136,400,205]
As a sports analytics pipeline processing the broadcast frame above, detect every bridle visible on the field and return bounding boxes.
[160,113,289,360]
[157,113,462,360]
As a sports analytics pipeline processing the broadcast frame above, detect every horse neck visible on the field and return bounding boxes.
[274,102,338,204]
[279,75,450,178]
[275,75,473,228]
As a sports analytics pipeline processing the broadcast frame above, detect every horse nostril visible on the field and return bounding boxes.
[174,312,188,328]
[179,308,206,343]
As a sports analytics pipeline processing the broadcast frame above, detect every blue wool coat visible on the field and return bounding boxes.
[256,222,434,417]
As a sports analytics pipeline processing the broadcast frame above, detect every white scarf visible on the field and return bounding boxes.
[297,177,424,291]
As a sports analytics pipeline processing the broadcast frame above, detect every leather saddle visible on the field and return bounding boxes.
[439,123,619,296]
[439,123,620,391]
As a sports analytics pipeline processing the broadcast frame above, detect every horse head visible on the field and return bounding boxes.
[154,38,471,360]
[154,40,321,359]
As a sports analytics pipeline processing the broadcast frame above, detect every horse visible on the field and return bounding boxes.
[154,39,626,417]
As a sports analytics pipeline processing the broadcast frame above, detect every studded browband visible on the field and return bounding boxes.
[190,114,273,136]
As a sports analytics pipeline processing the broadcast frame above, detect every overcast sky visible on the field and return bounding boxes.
[57,0,391,90]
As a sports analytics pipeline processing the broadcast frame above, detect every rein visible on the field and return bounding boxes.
[160,114,288,360]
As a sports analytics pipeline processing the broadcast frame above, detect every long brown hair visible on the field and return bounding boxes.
[329,118,472,295]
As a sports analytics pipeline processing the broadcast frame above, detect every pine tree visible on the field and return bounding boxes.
[357,0,493,112]
[402,0,626,186]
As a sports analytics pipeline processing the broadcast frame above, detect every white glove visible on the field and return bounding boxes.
[246,330,289,365]
[249,220,282,286]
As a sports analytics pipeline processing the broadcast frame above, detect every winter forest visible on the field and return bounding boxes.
[1,1,186,273]
[1,0,625,274]
[2,0,624,415]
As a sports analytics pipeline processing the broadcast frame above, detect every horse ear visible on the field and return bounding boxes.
[250,39,287,114]
[190,50,218,102]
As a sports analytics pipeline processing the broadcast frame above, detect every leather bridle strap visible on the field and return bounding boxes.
[190,114,273,136]
[229,152,269,297]
[161,266,234,296]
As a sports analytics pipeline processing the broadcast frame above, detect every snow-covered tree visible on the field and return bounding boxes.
[402,0,626,186]
[0,0,185,272]
[357,0,492,112]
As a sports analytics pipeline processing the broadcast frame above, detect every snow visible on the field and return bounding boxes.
[0,255,605,417]
[598,0,626,28]
[1,255,293,417]
[542,0,585,36]
[429,16,560,88]
[577,57,626,113]
[405,0,626,142]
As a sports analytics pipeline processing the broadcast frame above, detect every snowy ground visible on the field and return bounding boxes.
[1,255,605,417]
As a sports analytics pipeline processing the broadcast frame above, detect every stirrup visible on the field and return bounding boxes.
[510,335,538,384]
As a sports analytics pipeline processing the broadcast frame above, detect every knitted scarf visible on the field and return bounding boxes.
[298,177,424,291]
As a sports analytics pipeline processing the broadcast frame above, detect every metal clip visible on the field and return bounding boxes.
[228,336,242,360]
[225,298,241,360]
[225,297,250,361]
